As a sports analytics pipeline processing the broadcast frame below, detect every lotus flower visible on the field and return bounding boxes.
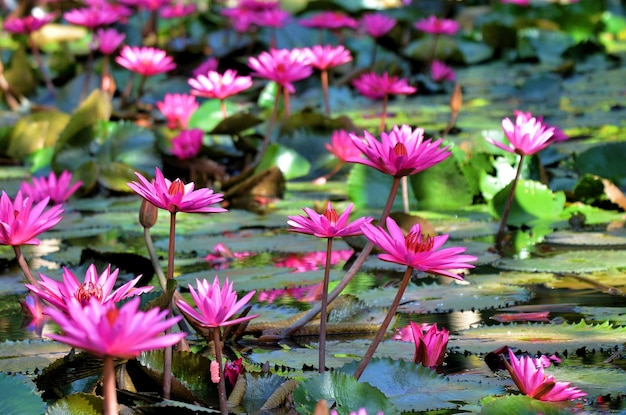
[409,322,449,367]
[325,130,361,162]
[64,6,122,29]
[299,11,358,30]
[115,46,176,77]
[485,112,556,156]
[0,191,63,246]
[352,72,416,100]
[93,28,125,55]
[19,171,82,205]
[302,45,352,71]
[3,14,55,34]
[188,69,253,100]
[414,16,460,36]
[156,93,198,129]
[287,202,372,238]
[248,48,312,94]
[171,129,203,160]
[431,60,455,82]
[361,13,396,38]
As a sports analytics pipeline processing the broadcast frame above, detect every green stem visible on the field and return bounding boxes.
[13,245,39,287]
[495,154,525,251]
[353,266,414,380]
[254,85,281,167]
[283,87,291,119]
[80,48,94,102]
[318,238,333,373]
[144,227,167,291]
[321,69,331,117]
[213,327,229,415]
[103,356,117,415]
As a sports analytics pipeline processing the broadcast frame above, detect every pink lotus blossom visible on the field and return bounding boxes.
[192,57,219,77]
[115,46,176,77]
[20,294,48,335]
[501,0,530,5]
[504,349,587,402]
[175,276,259,327]
[3,14,55,34]
[26,264,152,313]
[248,48,313,93]
[188,69,253,100]
[325,130,361,162]
[127,167,227,214]
[302,45,352,71]
[409,322,449,367]
[63,7,122,29]
[352,72,416,100]
[221,7,257,33]
[160,3,196,19]
[299,11,358,30]
[414,16,460,36]
[331,409,383,415]
[171,129,203,160]
[0,191,63,246]
[224,358,243,389]
[120,0,172,11]
[239,0,280,10]
[256,8,291,28]
[287,202,372,238]
[361,217,476,280]
[513,110,568,142]
[19,170,82,204]
[485,112,556,156]
[347,125,451,178]
[46,296,185,359]
[394,322,432,341]
[431,60,455,82]
[361,13,396,38]
[156,93,198,129]
[92,28,125,55]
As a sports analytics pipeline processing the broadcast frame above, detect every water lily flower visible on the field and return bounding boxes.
[361,13,396,38]
[394,322,432,342]
[361,217,476,280]
[175,276,259,327]
[256,8,291,29]
[19,170,82,204]
[239,0,280,10]
[347,125,451,178]
[0,191,63,246]
[414,16,460,36]
[92,28,125,55]
[287,202,372,238]
[325,130,361,163]
[331,408,383,415]
[504,349,587,402]
[221,6,257,33]
[188,69,253,100]
[171,129,203,160]
[115,45,176,77]
[25,264,153,313]
[302,45,352,71]
[120,0,172,11]
[224,358,243,389]
[352,71,416,100]
[64,6,123,29]
[513,110,568,142]
[127,167,226,214]
[3,13,55,34]
[156,93,198,129]
[248,48,312,94]
[409,322,449,367]
[431,60,455,82]
[299,11,358,30]
[160,2,196,19]
[192,57,219,77]
[485,112,556,156]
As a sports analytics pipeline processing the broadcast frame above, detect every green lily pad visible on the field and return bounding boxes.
[45,393,103,415]
[480,395,575,415]
[255,143,311,180]
[574,142,626,186]
[0,373,45,415]
[545,230,626,247]
[494,250,626,273]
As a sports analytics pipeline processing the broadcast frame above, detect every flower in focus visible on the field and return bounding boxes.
[325,130,361,162]
[192,57,219,77]
[414,16,460,36]
[287,202,372,239]
[115,46,176,77]
[504,349,587,402]
[224,358,244,389]
[393,322,432,342]
[347,125,451,177]
[160,2,196,19]
[188,69,253,100]
[171,129,203,160]
[156,93,198,129]
[409,322,449,367]
[299,11,358,30]
[175,276,259,327]
[248,48,313,93]
[127,167,227,214]
[352,72,416,100]
[302,45,352,71]
[361,217,476,280]
[92,28,125,55]
[3,14,55,34]
[361,13,396,38]
[46,296,185,359]
[19,170,82,204]
[430,60,455,82]
[20,294,48,335]
[513,110,568,142]
[485,112,556,156]
[0,191,63,246]
[25,264,152,313]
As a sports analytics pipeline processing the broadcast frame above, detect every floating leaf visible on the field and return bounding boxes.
[479,395,574,415]
[255,143,311,180]
[489,179,565,226]
[574,142,626,186]
[45,393,103,415]
[0,373,45,415]
[494,250,626,273]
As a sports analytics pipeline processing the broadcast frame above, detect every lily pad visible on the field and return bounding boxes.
[545,230,626,247]
[0,373,45,415]
[494,250,626,273]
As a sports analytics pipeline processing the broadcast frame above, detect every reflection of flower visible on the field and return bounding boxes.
[485,112,556,156]
[127,167,226,214]
[287,202,372,238]
[362,217,476,280]
[0,191,64,246]
[188,70,253,100]
[352,72,416,100]
[157,93,198,130]
[205,243,251,270]
[175,276,259,327]
[273,249,353,274]
[171,129,203,160]
[361,13,396,38]
[20,294,48,335]
[46,297,185,359]
[26,264,152,313]
[115,46,176,77]
[504,349,587,402]
[414,16,459,36]
[409,322,449,367]
[20,171,82,204]
[248,48,312,93]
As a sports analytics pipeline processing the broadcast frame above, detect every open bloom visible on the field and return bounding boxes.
[256,8,291,28]
[431,60,455,82]
[64,6,122,29]
[361,217,476,280]
[299,11,358,30]
[0,191,63,246]
[361,13,396,38]
[26,264,152,313]
[160,3,196,19]
[156,93,198,129]
[175,276,259,327]
[46,296,185,359]
[188,69,253,100]
[3,14,55,34]
[287,202,372,238]
[414,16,460,36]
[192,57,219,77]
[248,48,312,93]
[325,130,361,162]
[504,349,587,402]
[409,322,449,367]
[352,72,416,100]
[115,46,176,77]
[302,45,352,71]
[19,171,82,204]
[171,129,203,160]
[92,28,125,55]
[485,112,556,156]
[127,167,226,214]
[513,110,568,142]
[347,125,451,177]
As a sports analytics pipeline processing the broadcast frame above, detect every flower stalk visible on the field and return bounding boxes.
[103,356,117,415]
[496,154,525,250]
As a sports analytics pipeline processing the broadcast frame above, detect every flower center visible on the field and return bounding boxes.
[323,207,338,227]
[168,179,185,196]
[75,282,104,305]
[105,308,120,326]
[405,231,434,253]
[394,142,408,156]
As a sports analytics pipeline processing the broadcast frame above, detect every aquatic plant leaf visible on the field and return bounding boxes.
[489,179,565,226]
[0,339,71,374]
[479,395,573,415]
[339,358,503,412]
[0,373,45,415]
[255,143,311,180]
[188,99,236,132]
[35,351,103,391]
[494,250,626,273]
[136,400,220,414]
[6,111,70,159]
[575,142,626,186]
[574,306,626,324]
[544,365,626,397]
[545,229,626,247]
[293,371,399,415]
[453,320,626,355]
[45,393,103,415]
[347,164,415,211]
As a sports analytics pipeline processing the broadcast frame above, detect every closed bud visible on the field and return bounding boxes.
[139,199,158,228]
[450,83,462,114]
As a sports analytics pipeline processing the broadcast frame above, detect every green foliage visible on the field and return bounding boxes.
[255,143,311,180]
[0,373,46,415]
[479,395,574,415]
[574,142,626,186]
[45,393,103,415]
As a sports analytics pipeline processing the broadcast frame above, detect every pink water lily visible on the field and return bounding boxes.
[64,6,122,29]
[299,11,358,30]
[188,69,253,100]
[302,45,352,71]
[410,322,449,367]
[248,48,312,93]
[19,170,82,204]
[93,28,125,55]
[414,15,460,36]
[127,167,226,214]
[287,202,372,238]
[171,129,203,160]
[352,71,416,100]
[325,130,361,162]
[361,13,396,38]
[115,46,176,77]
[361,217,476,280]
[3,14,55,34]
[431,60,455,82]
[504,349,587,402]
[25,264,152,313]
[486,112,556,156]
[0,191,63,246]
[156,93,198,129]
[175,276,259,327]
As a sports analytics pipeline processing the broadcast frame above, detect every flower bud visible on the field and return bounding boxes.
[139,199,158,228]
